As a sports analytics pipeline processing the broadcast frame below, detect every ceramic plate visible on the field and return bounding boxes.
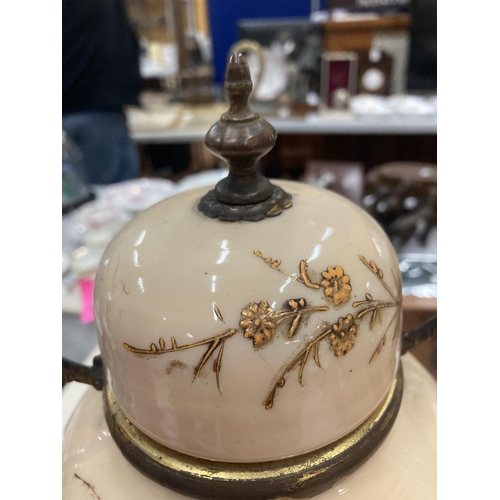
[350,94,391,117]
[71,246,104,276]
[62,251,72,275]
[176,169,229,193]
[101,178,177,214]
[386,95,437,116]
[71,199,130,248]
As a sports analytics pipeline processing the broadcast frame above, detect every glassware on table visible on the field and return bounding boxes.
[62,130,94,214]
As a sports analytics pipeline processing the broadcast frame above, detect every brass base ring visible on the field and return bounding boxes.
[104,365,403,500]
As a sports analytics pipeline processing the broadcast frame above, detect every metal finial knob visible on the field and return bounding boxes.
[198,53,292,221]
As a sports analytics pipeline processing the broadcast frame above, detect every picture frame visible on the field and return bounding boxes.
[320,51,358,109]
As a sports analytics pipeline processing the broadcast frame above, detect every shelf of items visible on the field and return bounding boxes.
[127,105,437,144]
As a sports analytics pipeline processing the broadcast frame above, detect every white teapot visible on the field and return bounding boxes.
[230,39,289,104]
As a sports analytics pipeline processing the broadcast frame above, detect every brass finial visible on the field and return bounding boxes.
[198,53,292,221]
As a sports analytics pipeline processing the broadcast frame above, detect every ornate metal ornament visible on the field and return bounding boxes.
[197,53,292,221]
[104,369,403,500]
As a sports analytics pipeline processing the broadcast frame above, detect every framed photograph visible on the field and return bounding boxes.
[320,52,358,109]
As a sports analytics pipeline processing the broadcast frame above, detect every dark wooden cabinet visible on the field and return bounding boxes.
[260,133,437,180]
[324,15,410,53]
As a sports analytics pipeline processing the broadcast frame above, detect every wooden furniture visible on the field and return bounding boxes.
[403,296,437,379]
[324,14,411,94]
[357,50,393,95]
[324,14,410,53]
[260,133,437,180]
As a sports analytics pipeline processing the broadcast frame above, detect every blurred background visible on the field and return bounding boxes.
[62,0,436,377]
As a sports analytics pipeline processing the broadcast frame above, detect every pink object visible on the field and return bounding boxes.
[79,278,95,324]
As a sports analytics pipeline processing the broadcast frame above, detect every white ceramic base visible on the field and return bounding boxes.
[62,353,436,500]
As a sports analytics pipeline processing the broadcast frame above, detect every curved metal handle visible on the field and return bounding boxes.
[62,355,104,391]
[401,314,437,355]
[229,40,265,99]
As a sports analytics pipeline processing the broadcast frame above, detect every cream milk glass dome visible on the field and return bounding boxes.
[95,182,402,463]
[63,54,436,500]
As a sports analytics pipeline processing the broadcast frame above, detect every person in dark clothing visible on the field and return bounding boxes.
[62,0,142,184]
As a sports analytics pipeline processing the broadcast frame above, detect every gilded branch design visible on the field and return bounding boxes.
[354,256,401,363]
[124,328,238,392]
[123,252,401,409]
[213,303,224,322]
[329,314,358,357]
[263,256,401,408]
[240,299,329,348]
[74,473,100,500]
[253,250,352,306]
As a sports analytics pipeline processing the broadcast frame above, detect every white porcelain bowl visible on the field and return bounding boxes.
[101,177,177,214]
[386,95,437,116]
[175,169,229,193]
[350,94,392,118]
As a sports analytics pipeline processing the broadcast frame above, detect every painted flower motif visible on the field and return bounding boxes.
[240,300,277,348]
[329,314,358,357]
[285,298,307,311]
[320,266,352,306]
